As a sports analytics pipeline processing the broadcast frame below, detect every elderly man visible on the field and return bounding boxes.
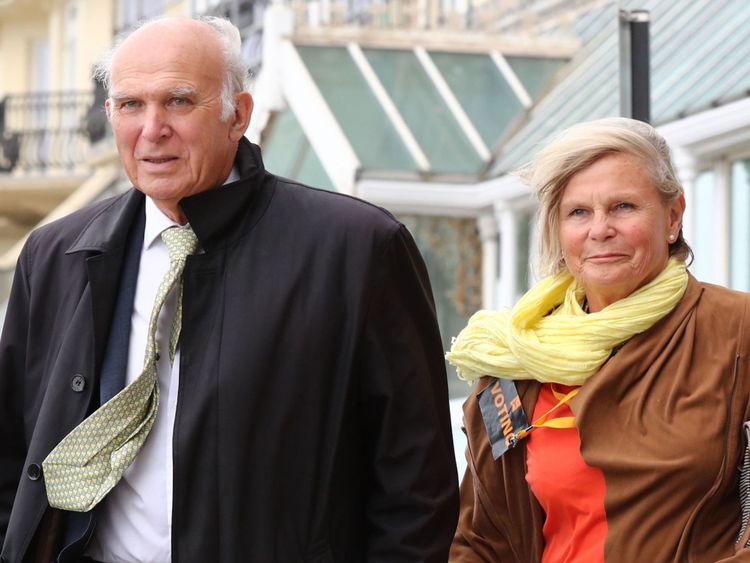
[0,16,458,563]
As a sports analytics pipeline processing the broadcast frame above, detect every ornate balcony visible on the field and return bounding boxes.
[0,84,107,174]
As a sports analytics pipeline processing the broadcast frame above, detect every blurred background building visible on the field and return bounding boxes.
[2,0,750,472]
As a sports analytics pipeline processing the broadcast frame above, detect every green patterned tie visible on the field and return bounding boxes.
[43,226,198,512]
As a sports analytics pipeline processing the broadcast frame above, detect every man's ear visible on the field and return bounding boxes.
[105,98,112,120]
[229,91,253,141]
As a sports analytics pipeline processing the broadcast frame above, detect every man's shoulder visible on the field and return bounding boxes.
[25,190,135,256]
[269,175,402,235]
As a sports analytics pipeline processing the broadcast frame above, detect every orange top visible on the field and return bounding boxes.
[525,383,608,563]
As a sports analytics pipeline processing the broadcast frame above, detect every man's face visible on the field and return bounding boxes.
[106,20,252,223]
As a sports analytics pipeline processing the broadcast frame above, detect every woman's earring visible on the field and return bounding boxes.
[668,234,676,242]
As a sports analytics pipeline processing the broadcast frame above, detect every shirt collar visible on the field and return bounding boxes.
[144,198,181,249]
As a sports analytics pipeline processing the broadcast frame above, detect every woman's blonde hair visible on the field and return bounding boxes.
[517,117,692,276]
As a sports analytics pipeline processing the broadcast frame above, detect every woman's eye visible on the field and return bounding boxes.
[615,202,634,210]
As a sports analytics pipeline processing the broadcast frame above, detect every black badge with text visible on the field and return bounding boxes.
[477,378,529,460]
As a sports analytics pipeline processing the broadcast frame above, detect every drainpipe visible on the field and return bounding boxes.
[619,9,650,123]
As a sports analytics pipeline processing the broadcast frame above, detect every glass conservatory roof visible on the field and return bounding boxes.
[261,108,334,190]
[258,0,750,188]
[260,42,567,182]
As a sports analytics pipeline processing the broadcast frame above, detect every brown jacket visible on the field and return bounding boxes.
[451,276,750,562]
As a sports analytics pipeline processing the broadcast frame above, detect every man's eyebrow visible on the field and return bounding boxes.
[109,92,135,103]
[170,86,198,98]
[109,87,199,103]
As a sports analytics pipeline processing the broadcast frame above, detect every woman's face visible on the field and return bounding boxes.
[558,152,685,312]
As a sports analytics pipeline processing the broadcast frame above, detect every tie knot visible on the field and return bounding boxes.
[161,226,198,263]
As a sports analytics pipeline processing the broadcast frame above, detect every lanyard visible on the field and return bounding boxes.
[512,387,579,443]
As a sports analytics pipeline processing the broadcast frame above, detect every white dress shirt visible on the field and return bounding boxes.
[86,170,236,563]
[86,197,184,563]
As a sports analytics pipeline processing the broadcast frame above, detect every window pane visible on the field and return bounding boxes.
[295,45,418,172]
[504,55,567,100]
[363,48,484,174]
[296,144,334,191]
[516,210,533,294]
[260,108,333,190]
[261,109,305,178]
[731,159,750,290]
[690,170,719,284]
[429,51,524,147]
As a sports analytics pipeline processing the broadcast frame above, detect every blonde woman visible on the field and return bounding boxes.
[448,118,750,562]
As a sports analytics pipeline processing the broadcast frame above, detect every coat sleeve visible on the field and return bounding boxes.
[0,243,33,547]
[357,224,459,563]
[451,453,518,562]
[450,379,545,562]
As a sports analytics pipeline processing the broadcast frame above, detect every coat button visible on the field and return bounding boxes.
[71,374,86,392]
[27,463,41,481]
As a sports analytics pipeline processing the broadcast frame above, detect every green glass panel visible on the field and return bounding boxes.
[430,51,524,148]
[731,159,750,291]
[505,55,567,100]
[260,108,306,179]
[516,210,533,294]
[363,48,484,175]
[398,214,482,401]
[296,144,334,191]
[295,45,417,171]
[260,108,334,191]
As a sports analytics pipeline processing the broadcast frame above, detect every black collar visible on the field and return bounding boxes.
[67,138,273,255]
[179,137,273,251]
[66,190,145,254]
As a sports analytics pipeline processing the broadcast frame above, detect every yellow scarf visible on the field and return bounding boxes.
[446,259,688,386]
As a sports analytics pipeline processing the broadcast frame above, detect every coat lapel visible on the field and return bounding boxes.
[67,189,145,378]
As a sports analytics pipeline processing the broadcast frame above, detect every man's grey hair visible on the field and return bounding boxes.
[92,16,249,121]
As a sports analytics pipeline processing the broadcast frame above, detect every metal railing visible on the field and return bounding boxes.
[286,0,587,32]
[291,0,483,31]
[190,0,603,36]
[0,88,107,173]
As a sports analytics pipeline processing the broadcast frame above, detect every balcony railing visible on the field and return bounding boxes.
[287,0,515,32]
[196,0,502,32]
[0,87,107,174]
[286,0,607,33]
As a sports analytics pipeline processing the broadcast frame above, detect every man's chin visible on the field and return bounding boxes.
[134,179,186,201]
